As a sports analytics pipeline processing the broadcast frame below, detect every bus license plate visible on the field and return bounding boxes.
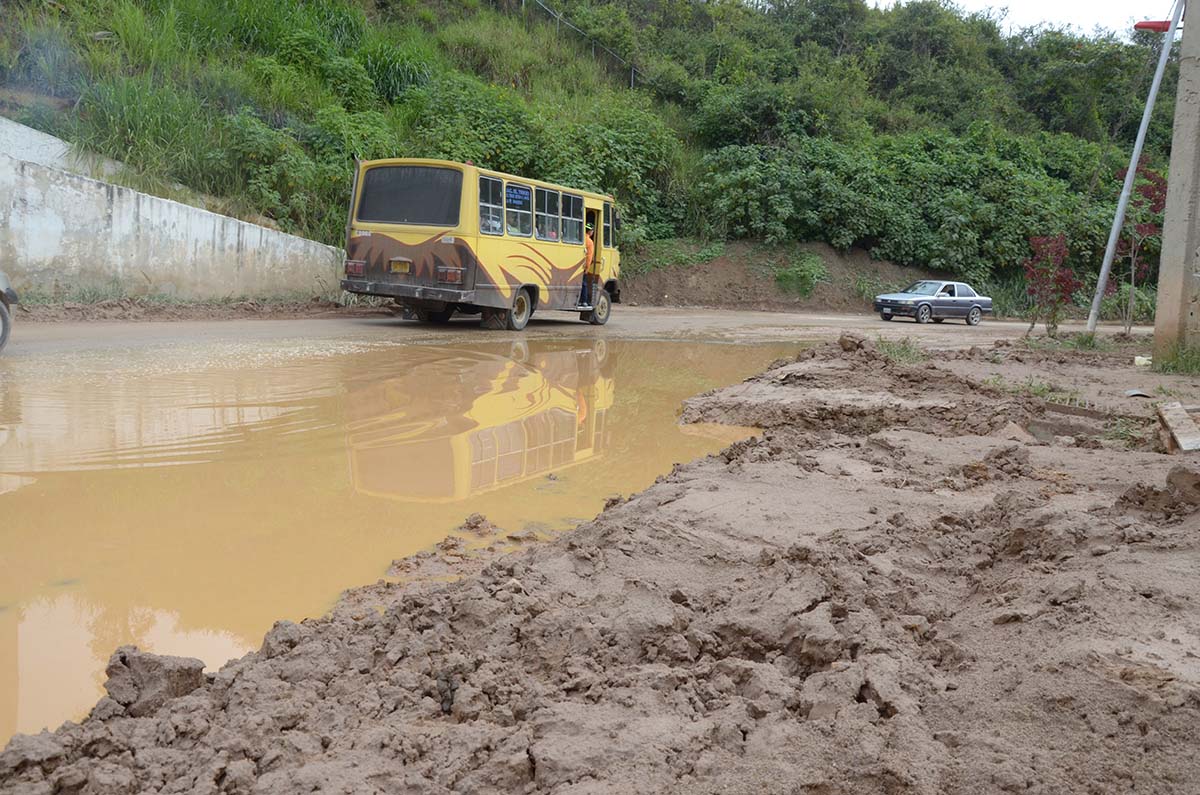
[389,260,411,274]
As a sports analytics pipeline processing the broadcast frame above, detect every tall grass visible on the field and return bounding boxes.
[1154,343,1200,375]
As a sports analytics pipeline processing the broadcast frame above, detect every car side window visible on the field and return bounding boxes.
[958,284,976,298]
[939,284,955,297]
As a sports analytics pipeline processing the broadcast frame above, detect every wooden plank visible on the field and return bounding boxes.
[1157,401,1200,452]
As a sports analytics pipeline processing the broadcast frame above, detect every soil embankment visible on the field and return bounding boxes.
[622,241,938,313]
[4,338,1200,793]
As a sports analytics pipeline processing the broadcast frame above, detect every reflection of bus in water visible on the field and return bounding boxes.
[345,341,614,501]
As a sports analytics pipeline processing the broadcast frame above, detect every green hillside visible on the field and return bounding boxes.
[0,0,1176,295]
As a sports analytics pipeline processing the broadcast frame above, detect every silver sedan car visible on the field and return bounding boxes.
[873,280,994,325]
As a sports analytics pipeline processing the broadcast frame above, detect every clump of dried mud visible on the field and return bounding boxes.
[4,339,1200,794]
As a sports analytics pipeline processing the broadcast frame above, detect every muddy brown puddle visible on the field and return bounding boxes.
[0,337,797,742]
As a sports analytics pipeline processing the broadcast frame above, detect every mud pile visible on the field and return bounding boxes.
[4,340,1200,794]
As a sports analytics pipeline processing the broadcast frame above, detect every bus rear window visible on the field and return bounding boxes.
[356,166,462,226]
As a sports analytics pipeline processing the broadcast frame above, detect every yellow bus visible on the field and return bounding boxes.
[340,159,621,330]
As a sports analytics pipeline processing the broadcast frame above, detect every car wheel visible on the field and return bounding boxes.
[506,288,533,331]
[916,304,932,324]
[0,301,9,354]
[880,313,893,322]
[967,306,982,326]
[587,291,611,326]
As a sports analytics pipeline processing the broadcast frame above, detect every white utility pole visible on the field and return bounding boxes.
[1087,0,1185,332]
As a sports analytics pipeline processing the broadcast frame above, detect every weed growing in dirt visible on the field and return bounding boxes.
[1154,343,1200,375]
[983,373,1080,403]
[773,252,829,297]
[1103,417,1147,447]
[1022,377,1081,403]
[1155,384,1182,398]
[982,374,1007,390]
[876,336,926,365]
[1064,333,1109,351]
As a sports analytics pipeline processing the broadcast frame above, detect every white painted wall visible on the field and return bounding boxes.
[0,116,119,179]
[0,153,343,299]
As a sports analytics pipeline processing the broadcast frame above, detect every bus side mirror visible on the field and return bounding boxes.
[614,210,622,231]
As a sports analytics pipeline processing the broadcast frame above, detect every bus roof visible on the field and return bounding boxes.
[359,158,614,203]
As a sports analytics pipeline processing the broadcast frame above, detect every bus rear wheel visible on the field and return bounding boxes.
[584,291,611,325]
[506,288,533,331]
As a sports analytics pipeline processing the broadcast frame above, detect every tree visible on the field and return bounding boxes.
[1023,234,1080,337]
[1115,163,1167,333]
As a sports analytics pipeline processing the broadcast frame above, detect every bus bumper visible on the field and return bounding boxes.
[341,279,477,305]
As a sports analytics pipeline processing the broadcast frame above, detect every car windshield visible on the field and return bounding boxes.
[903,281,942,296]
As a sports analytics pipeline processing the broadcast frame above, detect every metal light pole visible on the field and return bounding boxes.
[1086,0,1186,332]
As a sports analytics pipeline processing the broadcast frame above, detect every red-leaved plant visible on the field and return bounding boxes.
[1023,234,1080,337]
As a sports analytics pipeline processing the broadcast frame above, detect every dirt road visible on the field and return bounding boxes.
[3,306,1151,356]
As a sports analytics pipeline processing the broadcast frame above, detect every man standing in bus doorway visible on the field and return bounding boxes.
[578,223,596,308]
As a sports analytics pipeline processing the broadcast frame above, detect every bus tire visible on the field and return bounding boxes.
[506,288,532,331]
[0,301,9,354]
[587,291,611,326]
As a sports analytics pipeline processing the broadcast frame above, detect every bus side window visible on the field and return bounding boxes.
[562,194,584,244]
[536,188,560,241]
[480,176,503,236]
[506,183,533,237]
[603,203,613,248]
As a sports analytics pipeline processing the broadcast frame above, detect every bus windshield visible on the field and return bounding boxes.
[357,166,462,226]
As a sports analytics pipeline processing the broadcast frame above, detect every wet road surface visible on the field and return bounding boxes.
[1,305,1151,359]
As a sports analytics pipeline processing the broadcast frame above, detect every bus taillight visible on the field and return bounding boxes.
[345,260,366,277]
[436,266,465,285]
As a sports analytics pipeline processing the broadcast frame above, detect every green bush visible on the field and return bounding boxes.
[696,127,1104,281]
[773,252,829,297]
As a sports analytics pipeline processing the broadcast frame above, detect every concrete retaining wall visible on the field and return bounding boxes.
[0,116,118,179]
[0,153,343,299]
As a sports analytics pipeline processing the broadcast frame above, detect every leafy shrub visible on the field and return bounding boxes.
[319,55,376,110]
[773,252,829,297]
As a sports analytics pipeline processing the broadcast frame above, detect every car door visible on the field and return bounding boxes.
[934,283,959,318]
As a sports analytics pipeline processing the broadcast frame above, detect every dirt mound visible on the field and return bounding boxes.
[681,340,1041,438]
[4,340,1200,794]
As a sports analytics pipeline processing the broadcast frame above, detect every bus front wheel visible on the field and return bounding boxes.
[585,291,611,325]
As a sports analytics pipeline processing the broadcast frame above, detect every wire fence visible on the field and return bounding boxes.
[488,0,652,90]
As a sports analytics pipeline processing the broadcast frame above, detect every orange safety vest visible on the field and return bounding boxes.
[585,234,595,274]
